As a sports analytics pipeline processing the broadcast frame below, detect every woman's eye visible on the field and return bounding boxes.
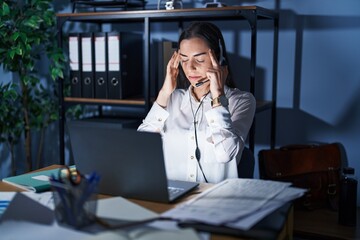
[181,59,189,63]
[196,59,205,63]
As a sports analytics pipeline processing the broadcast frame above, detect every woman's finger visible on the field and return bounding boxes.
[208,49,219,69]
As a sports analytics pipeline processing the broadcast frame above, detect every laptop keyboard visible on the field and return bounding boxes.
[168,186,185,198]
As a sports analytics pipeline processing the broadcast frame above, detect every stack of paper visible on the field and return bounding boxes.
[162,178,306,230]
[0,193,202,240]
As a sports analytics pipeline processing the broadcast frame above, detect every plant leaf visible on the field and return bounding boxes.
[2,2,10,16]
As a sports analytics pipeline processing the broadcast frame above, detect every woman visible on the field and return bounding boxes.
[138,21,255,183]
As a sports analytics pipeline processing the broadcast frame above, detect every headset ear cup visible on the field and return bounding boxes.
[219,39,226,65]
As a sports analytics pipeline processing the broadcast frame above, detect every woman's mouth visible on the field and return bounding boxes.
[188,76,203,81]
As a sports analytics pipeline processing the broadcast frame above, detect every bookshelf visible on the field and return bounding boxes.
[56,6,279,164]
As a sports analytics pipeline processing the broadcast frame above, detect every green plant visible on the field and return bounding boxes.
[0,82,23,175]
[0,0,65,172]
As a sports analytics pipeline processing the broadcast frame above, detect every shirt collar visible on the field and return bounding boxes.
[180,85,229,110]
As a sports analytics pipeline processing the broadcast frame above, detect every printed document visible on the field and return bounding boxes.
[163,178,305,229]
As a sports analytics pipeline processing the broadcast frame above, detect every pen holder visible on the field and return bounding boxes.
[50,171,100,229]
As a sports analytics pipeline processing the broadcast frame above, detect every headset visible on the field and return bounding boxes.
[218,39,226,66]
[218,39,227,66]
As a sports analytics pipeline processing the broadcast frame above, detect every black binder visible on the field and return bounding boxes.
[68,33,81,97]
[80,32,94,98]
[94,32,107,99]
[107,32,143,99]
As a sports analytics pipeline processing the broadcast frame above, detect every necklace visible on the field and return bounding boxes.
[189,88,210,182]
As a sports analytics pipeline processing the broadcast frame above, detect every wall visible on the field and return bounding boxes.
[1,0,359,204]
[249,0,360,205]
[152,0,360,204]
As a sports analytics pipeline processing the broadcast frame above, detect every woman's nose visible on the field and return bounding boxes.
[186,59,197,70]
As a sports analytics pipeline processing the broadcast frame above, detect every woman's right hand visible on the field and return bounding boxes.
[156,51,180,108]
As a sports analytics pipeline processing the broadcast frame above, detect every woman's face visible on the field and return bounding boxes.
[179,37,213,86]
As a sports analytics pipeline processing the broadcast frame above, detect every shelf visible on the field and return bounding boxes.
[65,97,273,113]
[57,6,277,23]
[57,6,278,164]
[72,0,145,8]
[64,97,146,106]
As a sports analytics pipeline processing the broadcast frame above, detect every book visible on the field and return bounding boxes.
[2,168,61,193]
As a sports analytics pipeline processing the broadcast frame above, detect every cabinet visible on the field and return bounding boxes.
[56,6,279,165]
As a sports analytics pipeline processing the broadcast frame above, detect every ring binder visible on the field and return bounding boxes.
[107,32,122,99]
[94,32,107,99]
[107,32,143,99]
[81,32,94,98]
[69,33,81,97]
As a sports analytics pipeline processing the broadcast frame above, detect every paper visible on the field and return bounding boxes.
[0,193,54,224]
[0,191,54,218]
[69,35,80,71]
[96,196,159,221]
[94,34,106,72]
[163,178,292,225]
[0,194,201,240]
[0,221,92,240]
[162,178,305,230]
[107,35,120,71]
[226,187,306,230]
[81,228,201,240]
[81,35,92,72]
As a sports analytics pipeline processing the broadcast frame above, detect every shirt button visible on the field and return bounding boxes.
[190,174,194,178]
[158,118,162,121]
[190,156,194,159]
[191,136,194,140]
[210,119,215,123]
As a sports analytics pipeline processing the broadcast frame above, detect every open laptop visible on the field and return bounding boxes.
[67,120,199,203]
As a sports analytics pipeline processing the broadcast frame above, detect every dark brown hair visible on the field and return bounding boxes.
[177,21,235,88]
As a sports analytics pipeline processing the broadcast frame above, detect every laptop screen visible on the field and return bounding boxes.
[67,120,197,203]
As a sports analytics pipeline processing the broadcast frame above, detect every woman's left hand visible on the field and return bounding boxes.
[206,49,228,98]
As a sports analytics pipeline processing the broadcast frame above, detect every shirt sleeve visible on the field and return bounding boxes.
[137,102,169,133]
[205,91,256,163]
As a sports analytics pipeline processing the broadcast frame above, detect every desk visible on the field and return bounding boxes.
[294,208,360,239]
[1,165,293,240]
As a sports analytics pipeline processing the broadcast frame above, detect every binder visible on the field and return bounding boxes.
[80,32,94,98]
[107,32,143,99]
[68,33,81,97]
[94,32,107,99]
[107,32,122,99]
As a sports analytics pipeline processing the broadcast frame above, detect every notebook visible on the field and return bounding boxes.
[67,121,199,203]
[2,168,61,193]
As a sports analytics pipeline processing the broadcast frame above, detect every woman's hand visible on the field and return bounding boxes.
[156,51,180,108]
[206,49,228,98]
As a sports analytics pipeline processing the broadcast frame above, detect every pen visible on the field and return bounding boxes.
[195,79,210,88]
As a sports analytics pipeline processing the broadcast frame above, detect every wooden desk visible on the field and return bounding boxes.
[1,165,293,240]
[294,208,359,239]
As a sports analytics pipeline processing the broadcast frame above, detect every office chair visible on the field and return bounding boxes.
[237,147,255,178]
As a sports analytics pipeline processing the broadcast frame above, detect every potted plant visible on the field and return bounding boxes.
[0,82,23,175]
[0,0,65,173]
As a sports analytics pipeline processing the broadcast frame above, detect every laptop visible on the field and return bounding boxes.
[67,120,199,203]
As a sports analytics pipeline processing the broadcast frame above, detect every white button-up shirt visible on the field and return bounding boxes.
[138,86,256,183]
